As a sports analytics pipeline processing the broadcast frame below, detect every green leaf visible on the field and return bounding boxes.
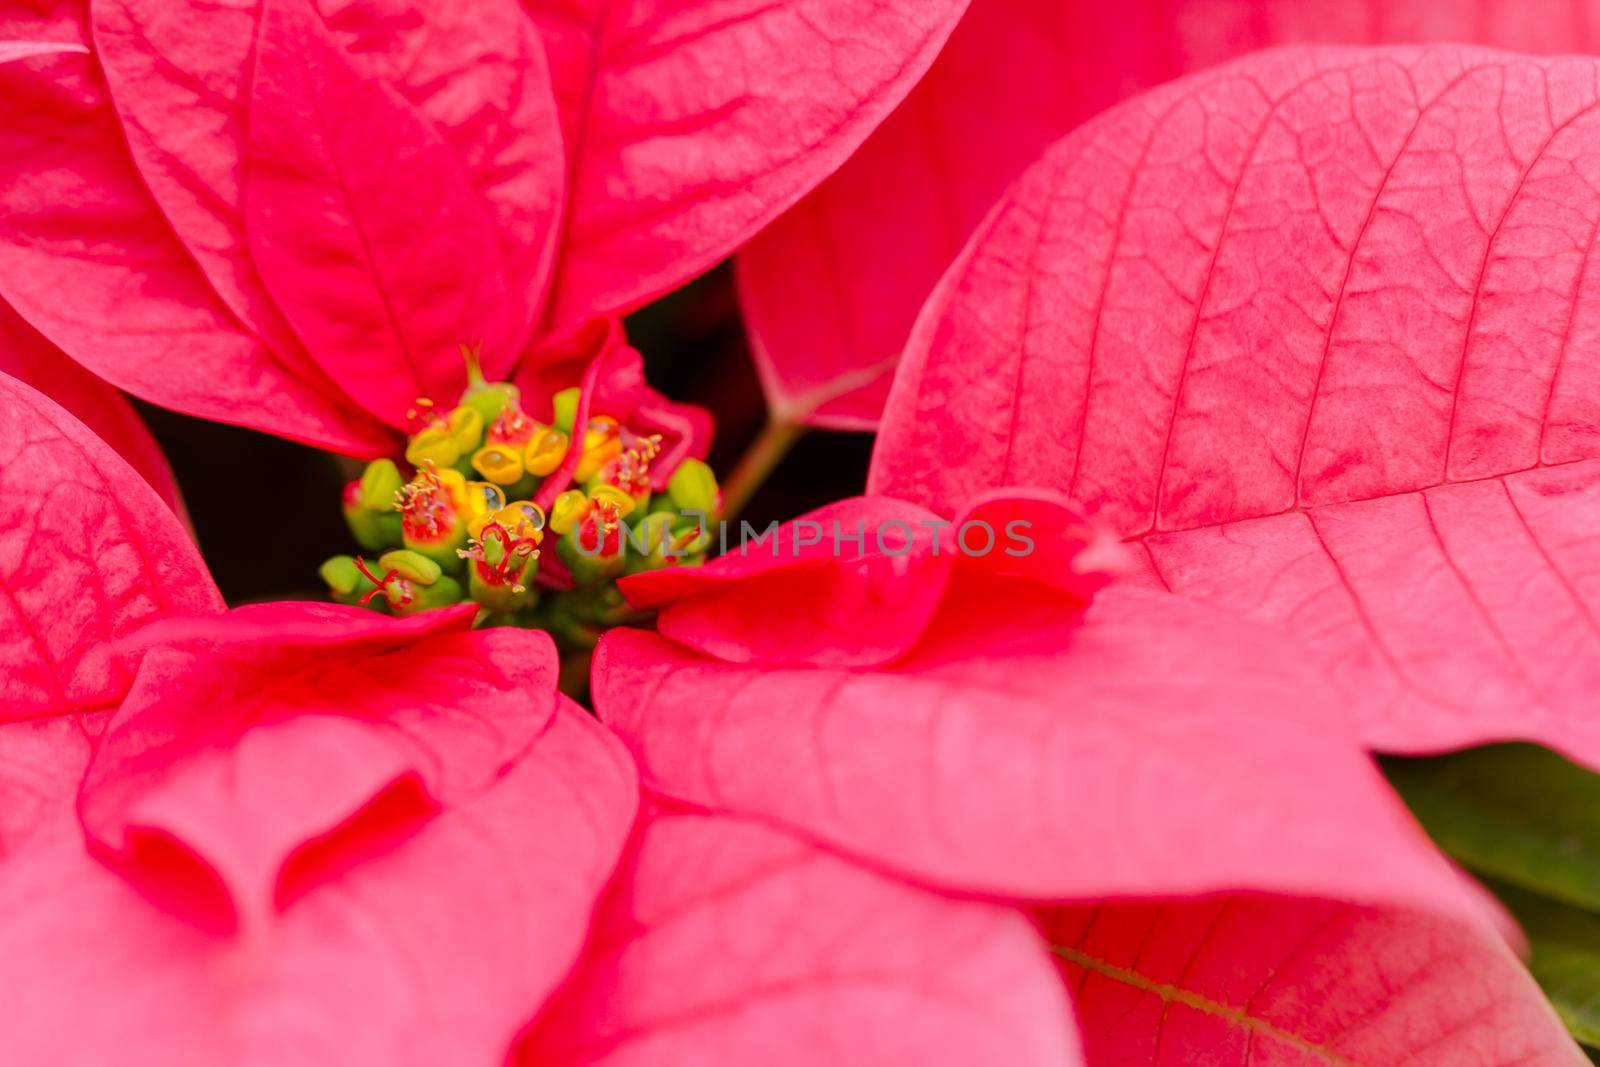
[1484,879,1600,1050]
[1384,744,1600,910]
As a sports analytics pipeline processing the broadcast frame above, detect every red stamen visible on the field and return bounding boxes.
[352,555,404,607]
[489,405,535,446]
[397,463,456,541]
[633,401,695,491]
[578,502,623,557]
[472,522,540,586]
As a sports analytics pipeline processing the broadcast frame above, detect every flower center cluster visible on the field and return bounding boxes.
[321,352,718,642]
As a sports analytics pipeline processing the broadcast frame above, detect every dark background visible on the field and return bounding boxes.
[139,263,874,605]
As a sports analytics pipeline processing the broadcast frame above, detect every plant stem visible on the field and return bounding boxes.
[719,418,805,525]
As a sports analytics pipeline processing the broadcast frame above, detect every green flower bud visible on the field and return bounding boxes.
[447,405,485,455]
[463,385,518,428]
[359,458,405,509]
[557,513,625,586]
[362,549,462,614]
[396,574,464,614]
[623,512,678,575]
[550,387,581,435]
[559,582,637,626]
[670,512,713,556]
[378,548,442,584]
[320,554,386,609]
[342,469,402,552]
[405,426,459,471]
[464,385,518,428]
[459,341,521,426]
[667,458,720,518]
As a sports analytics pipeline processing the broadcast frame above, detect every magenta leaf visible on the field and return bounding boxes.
[0,299,185,520]
[595,499,1483,922]
[0,370,219,851]
[1043,894,1582,1065]
[243,0,522,426]
[518,809,1080,1066]
[870,45,1600,763]
[0,614,636,1064]
[526,0,972,324]
[741,0,1600,428]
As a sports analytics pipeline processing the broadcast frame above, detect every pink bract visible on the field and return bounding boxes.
[870,44,1600,767]
[518,807,1081,1067]
[1044,895,1580,1065]
[0,629,639,1065]
[0,34,181,512]
[592,496,1581,1063]
[0,369,218,850]
[0,299,185,519]
[0,0,969,451]
[740,0,1600,427]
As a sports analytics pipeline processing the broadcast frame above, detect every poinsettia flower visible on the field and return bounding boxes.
[0,364,639,1059]
[870,44,1600,766]
[738,0,1600,428]
[0,368,1082,1064]
[0,0,969,452]
[590,495,1582,1062]
[592,499,1587,1062]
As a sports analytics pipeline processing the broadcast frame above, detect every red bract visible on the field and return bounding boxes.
[0,0,968,451]
[871,45,1600,765]
[739,0,1600,427]
[591,497,1580,1062]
